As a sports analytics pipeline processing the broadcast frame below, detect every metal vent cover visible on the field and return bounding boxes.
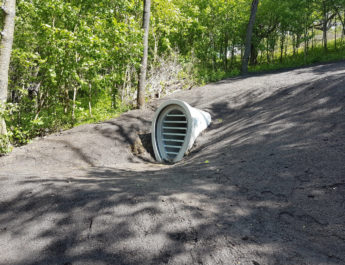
[152,100,211,163]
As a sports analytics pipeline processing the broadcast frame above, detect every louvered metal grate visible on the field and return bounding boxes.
[162,109,187,160]
[152,99,211,163]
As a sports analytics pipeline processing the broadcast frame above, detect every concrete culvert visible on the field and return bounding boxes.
[151,100,211,163]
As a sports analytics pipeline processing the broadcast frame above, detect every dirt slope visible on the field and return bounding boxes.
[0,62,345,265]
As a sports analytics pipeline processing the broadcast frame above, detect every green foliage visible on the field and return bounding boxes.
[0,134,12,155]
[4,0,345,149]
[7,0,143,144]
[249,40,345,73]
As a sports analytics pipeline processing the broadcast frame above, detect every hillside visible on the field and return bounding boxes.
[0,61,345,265]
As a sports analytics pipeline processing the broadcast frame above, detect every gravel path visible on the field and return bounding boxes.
[0,61,345,265]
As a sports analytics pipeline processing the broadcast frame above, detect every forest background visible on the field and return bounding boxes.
[1,0,345,153]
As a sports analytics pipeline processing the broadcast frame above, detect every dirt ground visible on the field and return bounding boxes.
[0,61,345,265]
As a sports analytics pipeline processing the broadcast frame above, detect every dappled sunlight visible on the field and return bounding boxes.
[0,62,345,264]
[316,97,331,104]
[264,120,297,134]
[310,106,343,118]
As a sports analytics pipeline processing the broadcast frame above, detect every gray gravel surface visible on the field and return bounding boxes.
[0,61,345,265]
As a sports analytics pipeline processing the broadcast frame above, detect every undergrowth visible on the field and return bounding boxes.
[2,40,345,154]
[248,40,345,73]
[194,40,345,84]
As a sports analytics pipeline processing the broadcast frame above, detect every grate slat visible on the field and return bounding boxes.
[166,151,180,155]
[161,109,188,161]
[164,145,182,149]
[163,120,187,124]
[163,139,184,143]
[163,126,187,130]
[163,133,186,137]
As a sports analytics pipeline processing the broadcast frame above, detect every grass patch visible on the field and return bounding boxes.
[249,41,345,73]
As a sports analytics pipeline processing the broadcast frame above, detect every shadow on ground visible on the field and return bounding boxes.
[0,64,345,265]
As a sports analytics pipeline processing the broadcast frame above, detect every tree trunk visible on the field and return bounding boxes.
[343,10,345,44]
[249,43,258,65]
[266,38,270,62]
[0,0,16,149]
[137,0,151,109]
[241,0,259,74]
[259,50,262,63]
[88,83,92,117]
[153,31,158,63]
[212,35,216,72]
[63,85,69,114]
[296,34,301,55]
[224,34,228,71]
[342,11,345,37]
[304,15,308,63]
[322,1,328,51]
[230,42,235,67]
[280,33,285,63]
[284,35,288,58]
[312,27,315,49]
[335,16,337,50]
[335,9,345,43]
[72,86,77,121]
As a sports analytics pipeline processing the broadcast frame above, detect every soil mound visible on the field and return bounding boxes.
[0,62,344,265]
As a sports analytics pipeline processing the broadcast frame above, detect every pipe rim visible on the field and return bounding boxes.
[152,100,193,163]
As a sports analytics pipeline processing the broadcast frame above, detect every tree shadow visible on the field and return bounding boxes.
[0,65,345,265]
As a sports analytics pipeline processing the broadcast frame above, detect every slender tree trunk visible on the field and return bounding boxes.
[323,22,328,51]
[34,88,45,120]
[304,15,308,63]
[312,27,315,49]
[224,34,228,71]
[335,9,345,44]
[137,0,151,109]
[280,33,285,63]
[266,38,270,62]
[241,0,259,74]
[88,83,92,117]
[63,85,69,114]
[284,34,288,58]
[0,0,16,148]
[342,11,345,38]
[212,35,216,71]
[230,42,235,67]
[153,31,158,63]
[322,1,328,51]
[72,86,77,121]
[304,38,307,64]
[296,34,301,55]
[335,16,337,50]
[72,52,79,121]
[342,10,345,44]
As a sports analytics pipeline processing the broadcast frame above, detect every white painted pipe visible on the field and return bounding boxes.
[151,99,211,163]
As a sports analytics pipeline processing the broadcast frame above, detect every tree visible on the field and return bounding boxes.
[242,0,259,74]
[137,0,151,109]
[1,0,344,150]
[0,0,16,151]
[313,0,336,51]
